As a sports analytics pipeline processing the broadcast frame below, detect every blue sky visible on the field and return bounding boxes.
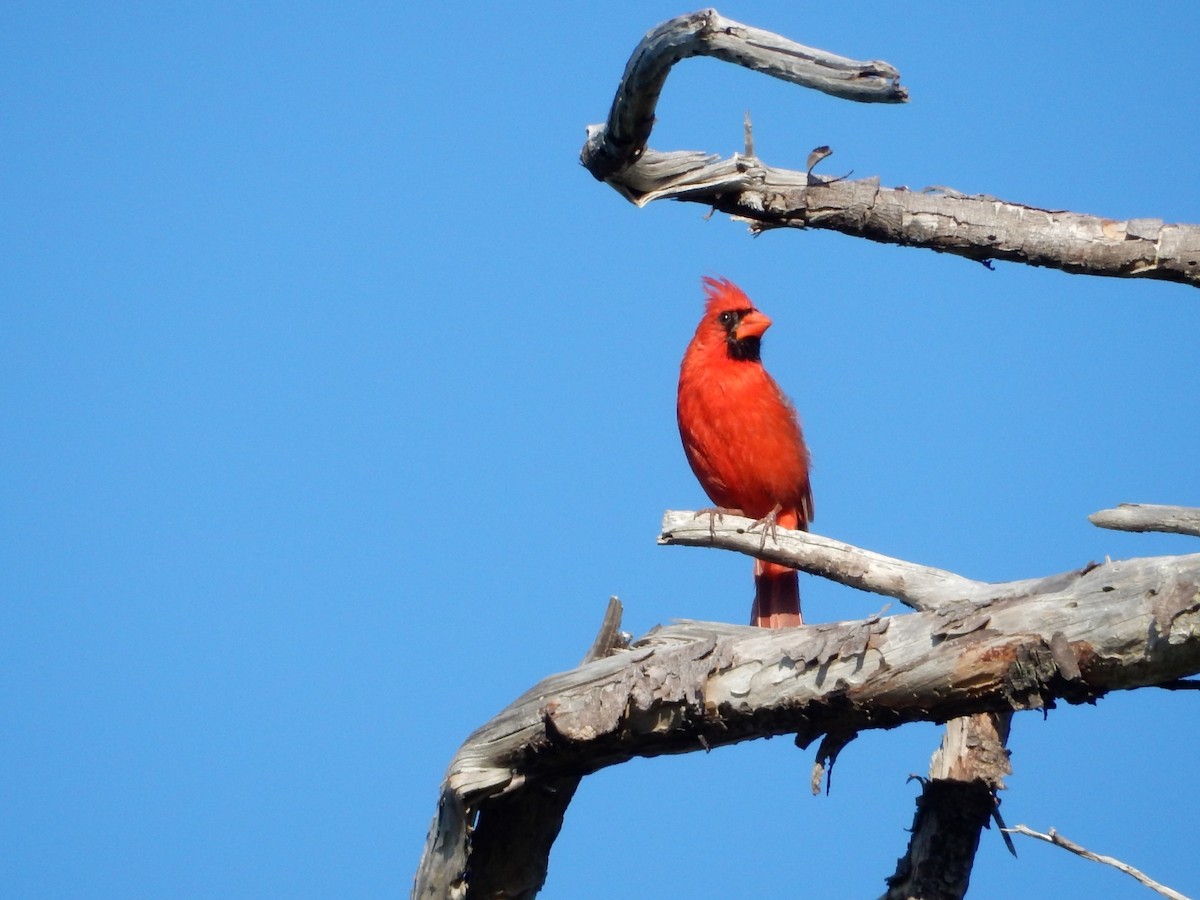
[3,3,1198,898]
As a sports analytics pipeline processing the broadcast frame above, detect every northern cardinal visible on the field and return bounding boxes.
[677,276,813,628]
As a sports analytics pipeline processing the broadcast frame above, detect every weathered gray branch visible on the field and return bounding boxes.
[580,10,1200,288]
[1003,825,1192,900]
[1090,503,1200,537]
[581,8,906,183]
[659,509,1091,611]
[413,517,1200,898]
[413,600,627,900]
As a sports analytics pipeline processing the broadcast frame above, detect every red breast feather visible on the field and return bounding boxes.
[677,277,812,525]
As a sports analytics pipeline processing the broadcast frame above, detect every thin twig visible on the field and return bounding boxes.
[1003,824,1192,900]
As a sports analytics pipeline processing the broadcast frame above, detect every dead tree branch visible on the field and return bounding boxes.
[884,712,1014,900]
[581,8,906,184]
[1003,824,1193,900]
[413,511,1200,898]
[580,9,1200,288]
[659,509,1097,611]
[1090,503,1200,537]
[412,600,627,900]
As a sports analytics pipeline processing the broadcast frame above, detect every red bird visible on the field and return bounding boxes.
[677,276,813,628]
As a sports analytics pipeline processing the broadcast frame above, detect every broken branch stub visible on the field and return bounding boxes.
[1090,503,1200,538]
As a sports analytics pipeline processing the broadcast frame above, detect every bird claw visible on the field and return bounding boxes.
[747,503,784,550]
[693,507,742,540]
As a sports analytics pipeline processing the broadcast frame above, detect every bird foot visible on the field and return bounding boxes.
[693,506,743,540]
[747,503,784,550]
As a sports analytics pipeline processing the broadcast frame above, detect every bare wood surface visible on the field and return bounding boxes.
[659,509,1090,610]
[580,11,1200,288]
[1003,824,1192,900]
[581,8,906,183]
[413,524,1200,898]
[412,601,628,900]
[1090,503,1200,537]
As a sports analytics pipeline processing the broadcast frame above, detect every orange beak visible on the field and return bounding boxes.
[735,309,772,340]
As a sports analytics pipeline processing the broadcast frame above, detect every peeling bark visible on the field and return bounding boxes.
[412,509,1200,899]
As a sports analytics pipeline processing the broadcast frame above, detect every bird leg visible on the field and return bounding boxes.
[692,506,744,540]
[747,503,784,551]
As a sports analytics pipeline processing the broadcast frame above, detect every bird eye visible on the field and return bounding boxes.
[718,311,736,327]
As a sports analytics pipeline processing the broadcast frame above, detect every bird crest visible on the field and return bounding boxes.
[702,276,755,316]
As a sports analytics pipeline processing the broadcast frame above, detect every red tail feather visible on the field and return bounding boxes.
[751,560,802,628]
